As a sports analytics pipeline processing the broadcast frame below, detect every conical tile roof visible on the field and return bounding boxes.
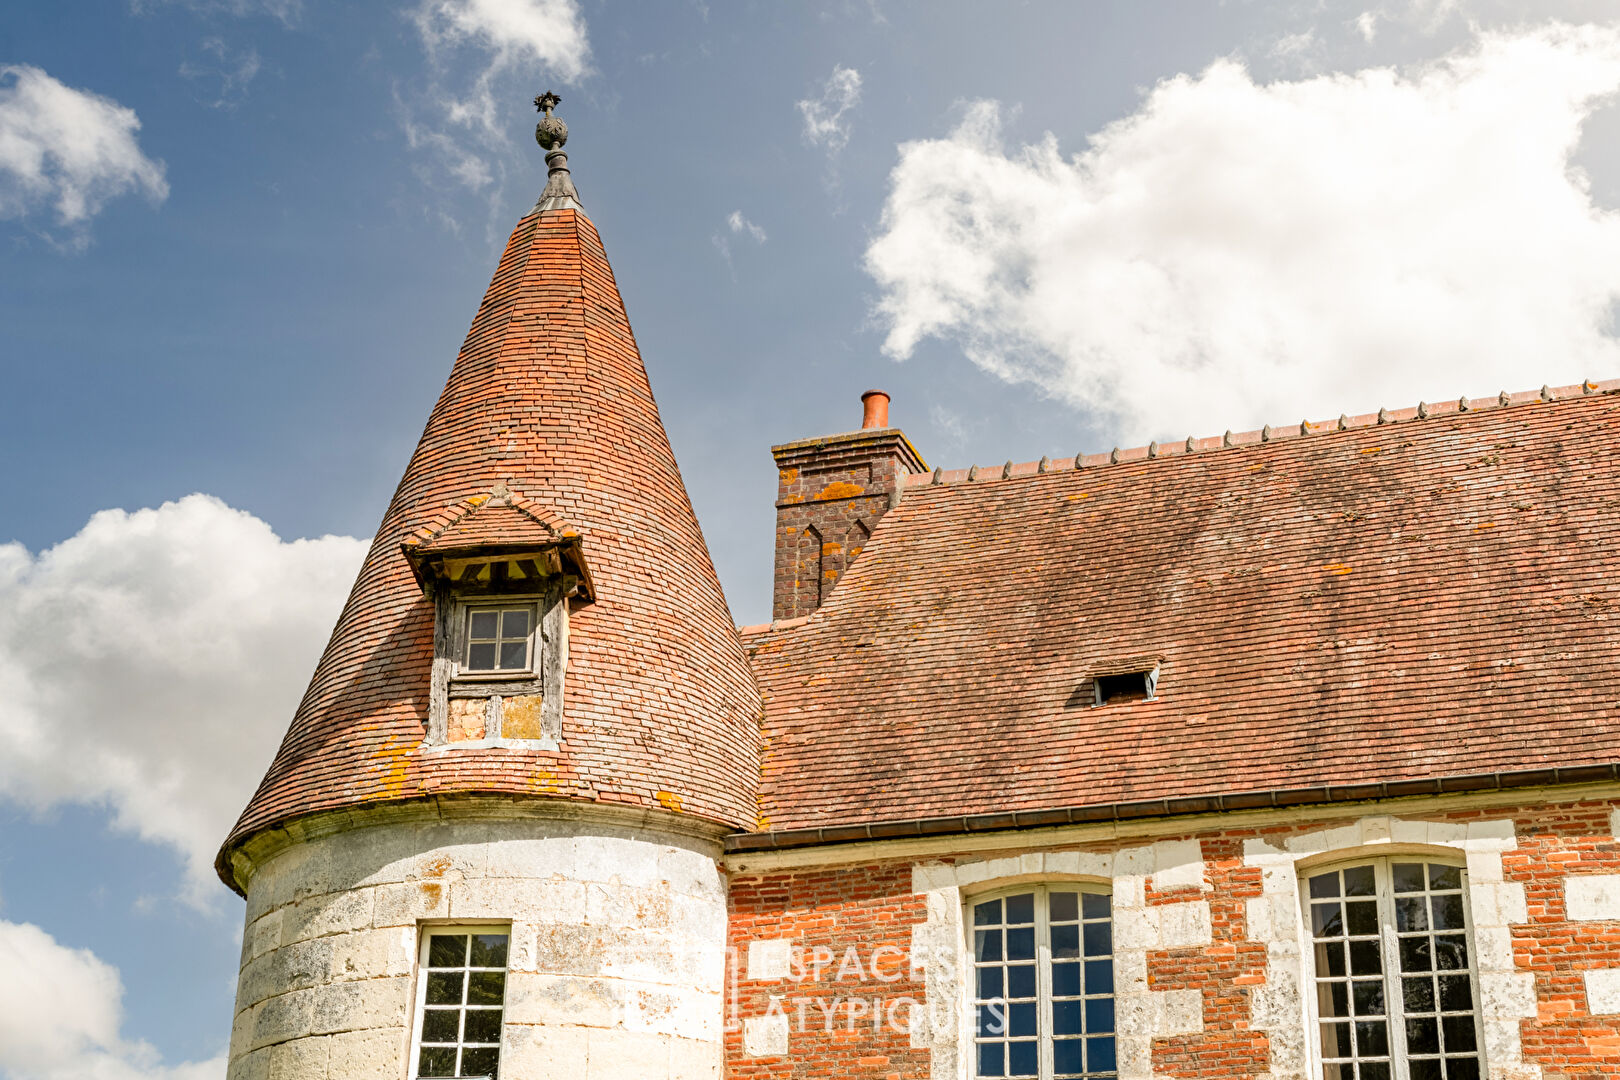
[219,206,761,887]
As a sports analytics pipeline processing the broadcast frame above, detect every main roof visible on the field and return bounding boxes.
[219,205,760,886]
[743,382,1620,839]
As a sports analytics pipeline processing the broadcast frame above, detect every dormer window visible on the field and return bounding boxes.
[459,603,536,677]
[400,488,595,751]
[1090,660,1161,707]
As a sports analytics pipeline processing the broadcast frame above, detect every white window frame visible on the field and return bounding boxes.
[408,923,512,1080]
[1300,858,1485,1080]
[453,599,539,681]
[966,883,1117,1080]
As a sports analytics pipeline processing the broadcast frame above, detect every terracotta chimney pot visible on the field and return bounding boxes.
[861,390,890,430]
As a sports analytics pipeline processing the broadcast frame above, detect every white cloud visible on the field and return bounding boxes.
[727,210,767,243]
[797,64,863,155]
[865,25,1620,443]
[0,66,167,242]
[0,495,367,903]
[713,210,767,269]
[0,918,225,1080]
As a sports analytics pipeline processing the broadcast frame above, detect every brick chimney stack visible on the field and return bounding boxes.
[771,391,927,621]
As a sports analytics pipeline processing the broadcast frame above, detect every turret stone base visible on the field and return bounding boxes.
[225,800,729,1080]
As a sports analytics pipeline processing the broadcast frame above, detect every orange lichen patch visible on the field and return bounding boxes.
[447,699,486,742]
[778,467,798,484]
[501,694,545,740]
[818,481,866,500]
[1322,563,1353,576]
[372,738,412,800]
[655,790,685,812]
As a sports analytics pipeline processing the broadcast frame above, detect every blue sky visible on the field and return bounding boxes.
[2,1,1619,1075]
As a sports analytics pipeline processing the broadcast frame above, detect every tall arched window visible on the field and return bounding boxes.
[969,885,1116,1079]
[1303,859,1483,1080]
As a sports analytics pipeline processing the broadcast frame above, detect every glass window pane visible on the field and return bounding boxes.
[428,935,468,968]
[467,971,506,1006]
[425,971,464,1006]
[421,1008,460,1043]
[1320,1021,1353,1057]
[463,1008,503,1044]
[1312,903,1344,937]
[1431,893,1466,931]
[1349,939,1382,976]
[975,929,1003,962]
[1082,921,1111,957]
[1081,892,1110,919]
[1007,1003,1036,1038]
[1051,960,1081,997]
[1404,976,1436,1012]
[1050,924,1079,958]
[1309,871,1341,899]
[1005,894,1035,925]
[1083,959,1112,996]
[1355,1019,1389,1057]
[500,609,530,639]
[1396,896,1430,932]
[977,967,1003,999]
[460,1045,499,1077]
[1400,936,1434,972]
[1406,1016,1440,1055]
[1086,1036,1116,1074]
[1352,979,1385,1017]
[417,1046,458,1077]
[1343,865,1376,896]
[1442,1015,1478,1053]
[1429,864,1462,891]
[1053,1000,1083,1036]
[1317,940,1348,977]
[468,611,499,640]
[1084,997,1114,1034]
[1446,1056,1481,1080]
[977,1041,1005,1077]
[974,899,1002,926]
[470,934,509,968]
[1007,1039,1037,1077]
[1316,981,1349,1017]
[498,641,528,669]
[1006,963,1035,999]
[977,1003,1005,1037]
[1393,863,1426,893]
[467,642,497,670]
[1346,901,1378,936]
[1361,1063,1391,1080]
[1006,927,1035,961]
[1053,1037,1084,1075]
[1434,935,1469,971]
[1049,891,1078,922]
[1439,974,1473,1012]
[1410,1059,1444,1080]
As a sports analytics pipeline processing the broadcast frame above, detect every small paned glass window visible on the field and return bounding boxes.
[412,926,509,1078]
[1305,860,1482,1080]
[971,886,1115,1079]
[459,605,534,676]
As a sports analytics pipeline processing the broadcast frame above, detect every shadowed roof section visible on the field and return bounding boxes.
[743,384,1620,835]
[219,206,760,888]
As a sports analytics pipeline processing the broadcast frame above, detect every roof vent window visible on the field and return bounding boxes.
[1093,666,1159,707]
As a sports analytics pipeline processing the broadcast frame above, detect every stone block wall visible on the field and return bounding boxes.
[226,808,728,1080]
[723,793,1620,1080]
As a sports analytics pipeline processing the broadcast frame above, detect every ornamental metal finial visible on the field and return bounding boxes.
[532,89,581,211]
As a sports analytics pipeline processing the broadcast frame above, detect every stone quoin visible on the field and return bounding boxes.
[219,97,1620,1080]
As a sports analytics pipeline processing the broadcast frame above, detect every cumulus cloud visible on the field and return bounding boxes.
[0,918,225,1080]
[404,0,590,198]
[0,65,168,242]
[798,64,862,155]
[865,25,1620,443]
[0,495,366,902]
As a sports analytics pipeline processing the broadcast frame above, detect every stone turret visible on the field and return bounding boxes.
[219,94,755,1080]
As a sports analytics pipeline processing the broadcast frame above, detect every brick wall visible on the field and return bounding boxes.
[770,430,926,621]
[724,794,1620,1080]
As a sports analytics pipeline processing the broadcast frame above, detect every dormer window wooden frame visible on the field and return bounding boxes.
[403,538,591,751]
